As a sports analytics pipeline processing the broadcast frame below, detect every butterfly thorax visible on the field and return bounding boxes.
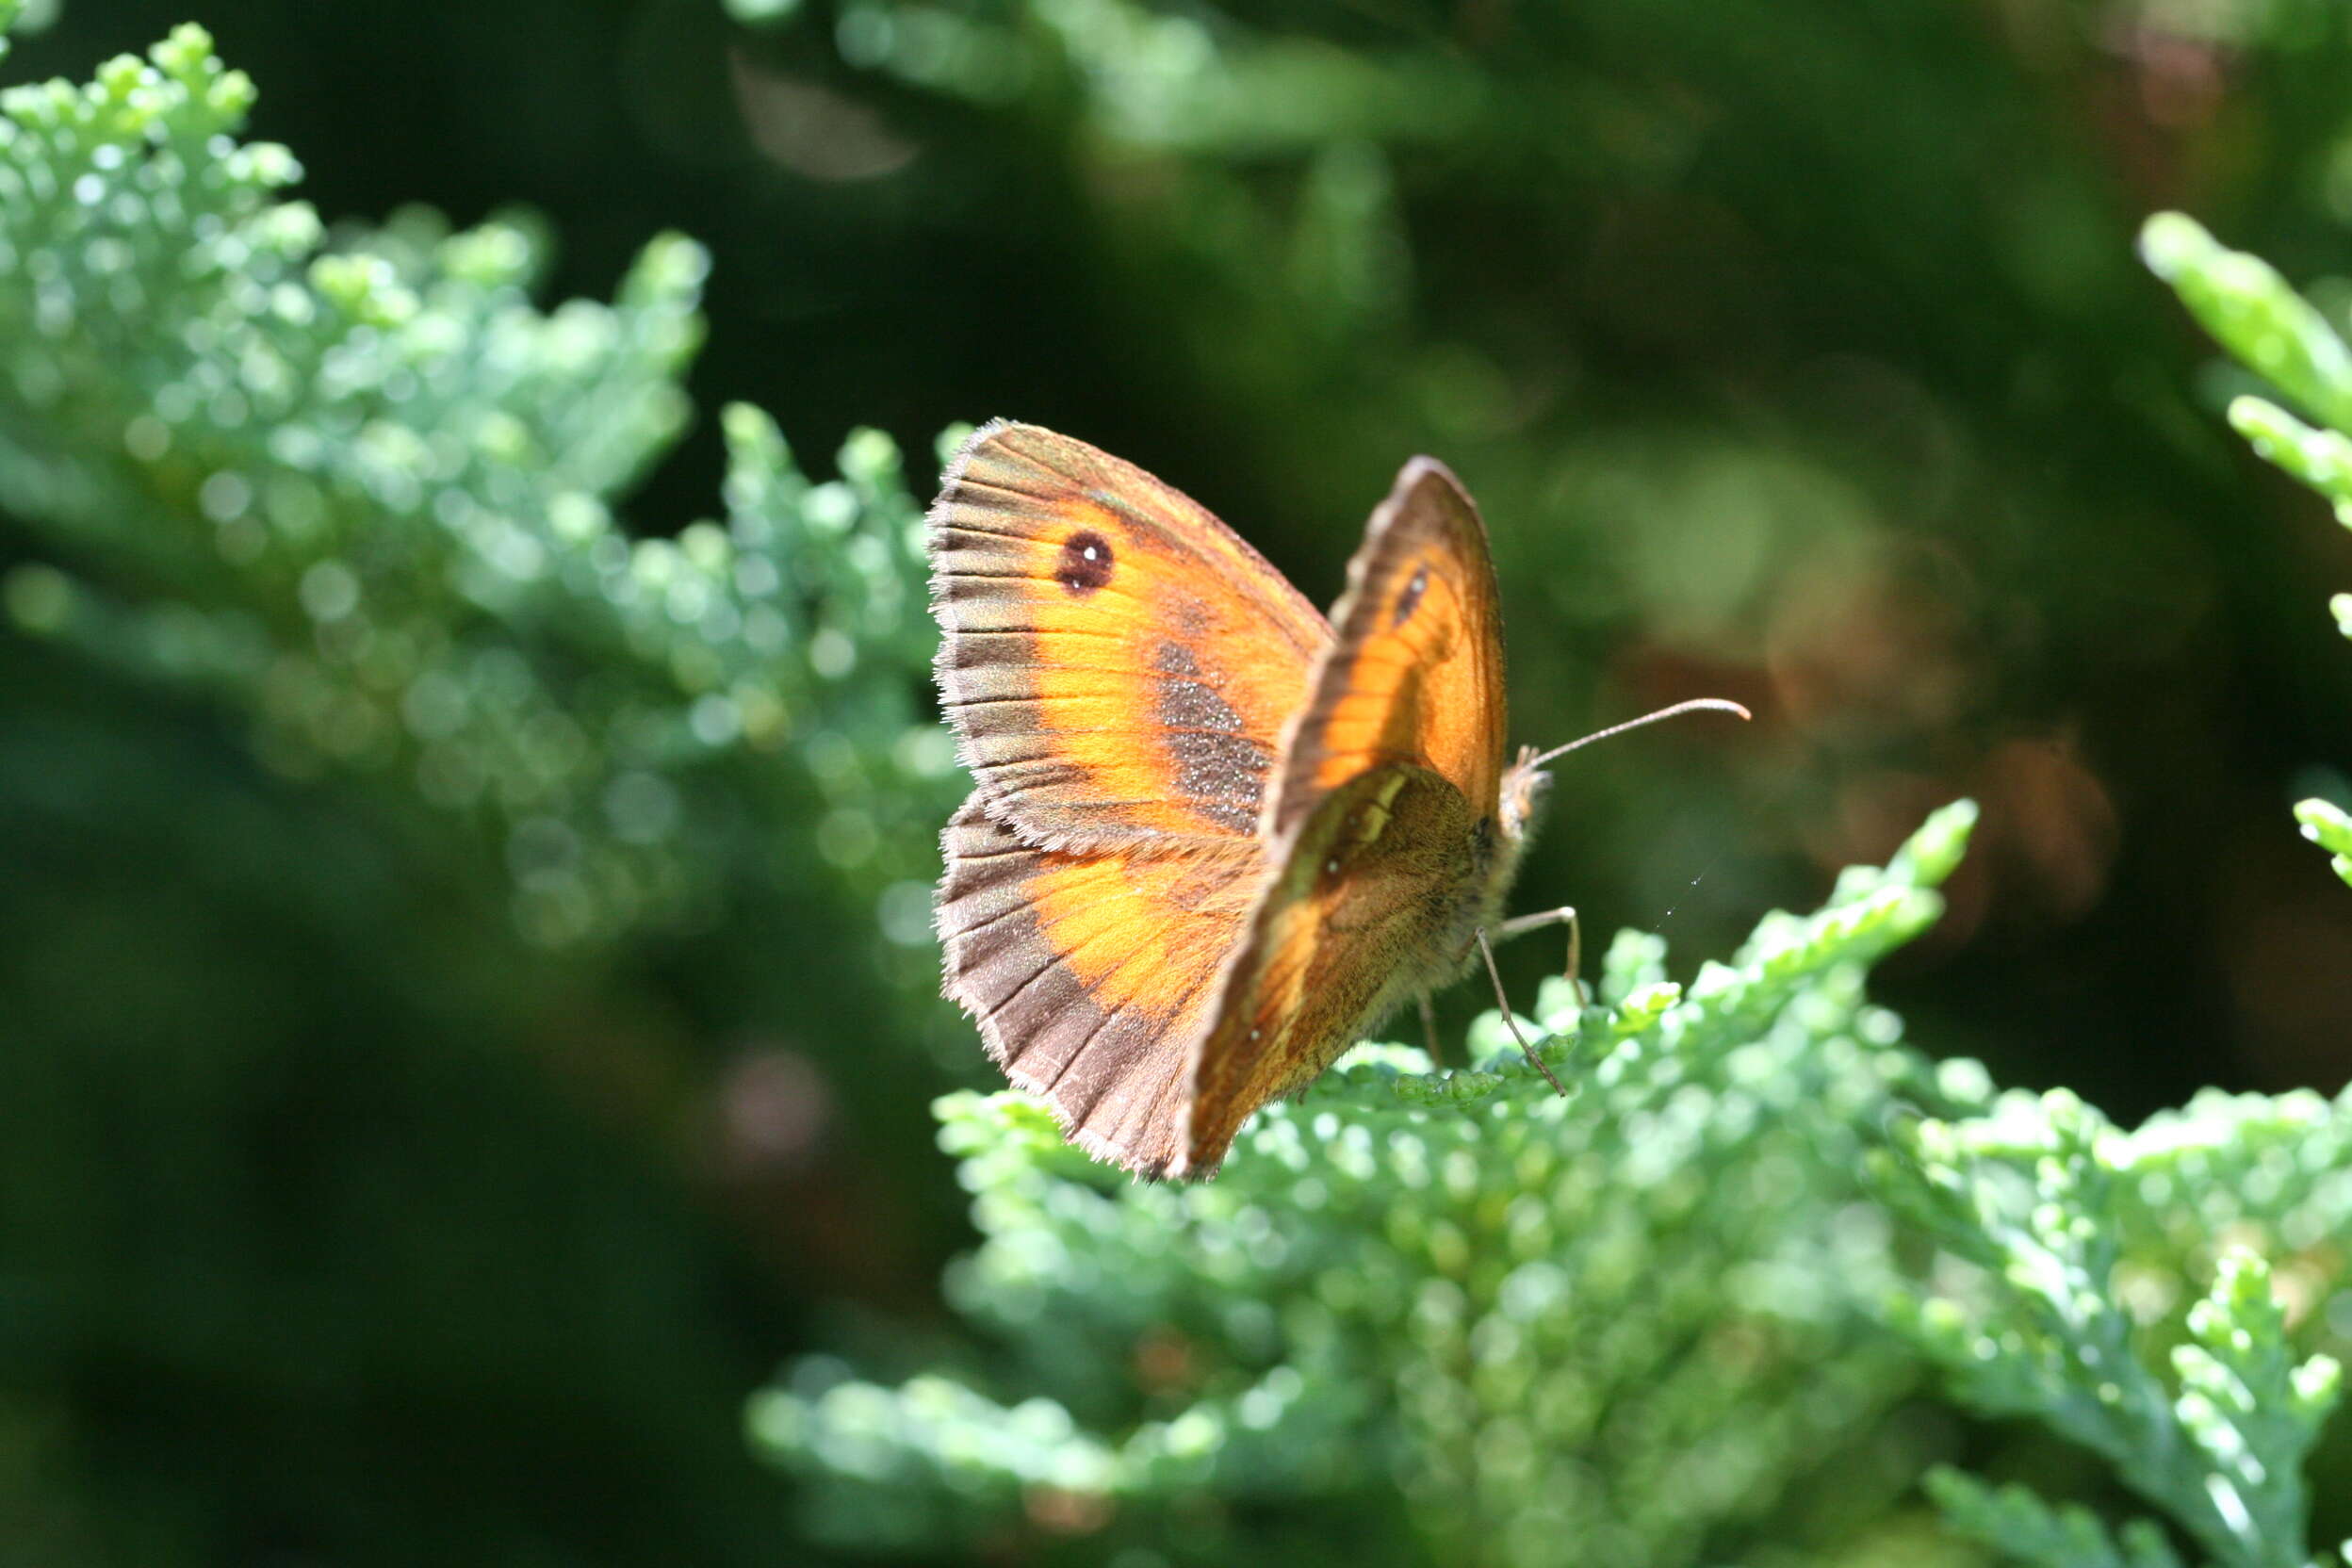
[1392,754,1553,997]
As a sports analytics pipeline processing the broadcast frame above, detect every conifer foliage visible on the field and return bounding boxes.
[3,8,2349,1564]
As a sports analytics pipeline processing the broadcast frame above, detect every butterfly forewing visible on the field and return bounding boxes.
[930,422,1331,849]
[1269,458,1508,837]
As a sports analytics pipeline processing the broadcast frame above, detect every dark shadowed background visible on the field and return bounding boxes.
[4,0,2351,1561]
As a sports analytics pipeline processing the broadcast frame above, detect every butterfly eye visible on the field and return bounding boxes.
[1056,531,1114,595]
[1392,564,1429,627]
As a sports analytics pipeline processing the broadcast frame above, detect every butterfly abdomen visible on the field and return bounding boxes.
[1392,808,1531,999]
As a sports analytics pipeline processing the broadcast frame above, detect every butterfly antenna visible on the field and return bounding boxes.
[1525,698,1751,770]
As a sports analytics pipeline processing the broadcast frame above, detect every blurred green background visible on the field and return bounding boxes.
[4,0,2352,1562]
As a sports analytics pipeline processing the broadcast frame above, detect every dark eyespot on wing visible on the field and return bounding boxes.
[1057,531,1114,594]
[1392,564,1429,628]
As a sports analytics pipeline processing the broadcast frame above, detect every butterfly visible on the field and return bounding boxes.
[927,421,1736,1179]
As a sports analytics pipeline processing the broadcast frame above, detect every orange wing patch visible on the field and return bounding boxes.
[932,422,1331,849]
[1270,458,1507,838]
[938,794,1262,1175]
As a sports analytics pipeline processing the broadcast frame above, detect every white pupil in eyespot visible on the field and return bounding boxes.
[1083,546,1098,560]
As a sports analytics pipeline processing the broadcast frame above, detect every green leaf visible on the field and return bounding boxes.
[1926,1469,2185,1568]
[0,23,956,950]
[2294,798,2352,889]
[2140,212,2352,439]
[1882,1084,2352,1568]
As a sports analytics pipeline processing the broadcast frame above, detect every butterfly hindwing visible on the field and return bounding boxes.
[1179,765,1484,1176]
[931,422,1331,849]
[938,793,1264,1175]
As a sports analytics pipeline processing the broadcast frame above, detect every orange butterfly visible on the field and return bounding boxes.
[928,422,1735,1179]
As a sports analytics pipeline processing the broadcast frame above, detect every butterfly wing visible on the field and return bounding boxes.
[931,421,1331,849]
[939,793,1262,1175]
[1268,457,1508,837]
[1177,765,1480,1176]
[1176,457,1514,1177]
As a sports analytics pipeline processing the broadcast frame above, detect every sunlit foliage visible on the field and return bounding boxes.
[757,805,1977,1568]
[1848,215,2352,1568]
[2143,213,2352,895]
[7,6,2352,1567]
[0,19,956,952]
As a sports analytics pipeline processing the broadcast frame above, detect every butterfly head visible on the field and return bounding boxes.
[1506,699,1753,843]
[1499,746,1554,843]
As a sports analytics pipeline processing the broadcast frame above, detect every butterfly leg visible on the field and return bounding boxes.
[1417,992,1443,1068]
[1495,905,1583,1006]
[1475,928,1568,1097]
